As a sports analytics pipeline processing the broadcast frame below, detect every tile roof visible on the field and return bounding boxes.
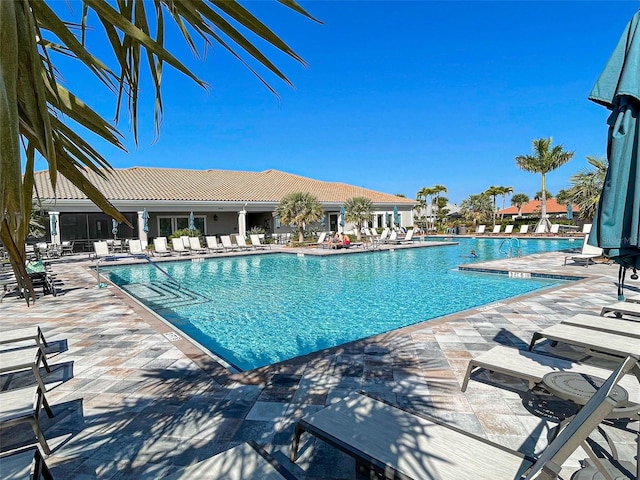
[497,198,579,215]
[33,167,417,205]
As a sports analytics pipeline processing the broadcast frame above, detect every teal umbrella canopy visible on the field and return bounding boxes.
[142,209,149,233]
[589,11,640,269]
[50,215,57,237]
[339,206,345,227]
[566,204,573,220]
[393,206,399,226]
[188,212,196,231]
[112,219,119,238]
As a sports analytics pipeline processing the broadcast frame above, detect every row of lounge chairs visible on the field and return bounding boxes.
[475,223,592,236]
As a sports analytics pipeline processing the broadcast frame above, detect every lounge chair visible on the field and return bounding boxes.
[529,323,639,359]
[0,325,48,349]
[503,224,514,234]
[533,224,547,235]
[489,225,501,235]
[188,237,207,254]
[290,357,636,480]
[250,234,270,250]
[549,224,560,235]
[475,224,486,234]
[462,345,640,406]
[564,234,603,267]
[0,385,54,454]
[388,229,415,244]
[180,236,191,251]
[205,236,224,253]
[582,223,592,235]
[235,235,252,251]
[561,313,640,339]
[601,300,640,319]
[129,239,144,255]
[164,441,296,480]
[91,241,109,259]
[220,235,240,252]
[171,238,191,256]
[0,447,53,479]
[0,346,51,392]
[518,225,529,235]
[153,237,172,257]
[60,240,74,256]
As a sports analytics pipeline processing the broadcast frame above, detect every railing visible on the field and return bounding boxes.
[499,238,521,258]
[95,254,180,289]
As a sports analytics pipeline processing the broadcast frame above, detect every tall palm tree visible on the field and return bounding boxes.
[511,193,530,217]
[568,156,607,220]
[344,196,373,240]
[460,193,493,227]
[534,190,554,201]
[0,0,315,301]
[484,186,503,227]
[431,184,447,229]
[416,186,435,228]
[274,192,323,243]
[498,186,514,221]
[515,137,574,232]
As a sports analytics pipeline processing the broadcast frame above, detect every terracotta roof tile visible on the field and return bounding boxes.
[33,167,417,205]
[497,198,579,215]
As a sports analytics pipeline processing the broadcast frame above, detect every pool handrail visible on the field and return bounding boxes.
[95,254,180,289]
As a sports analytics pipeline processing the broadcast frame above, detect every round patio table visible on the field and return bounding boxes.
[542,371,628,407]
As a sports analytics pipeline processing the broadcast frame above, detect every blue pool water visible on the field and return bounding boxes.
[103,237,577,370]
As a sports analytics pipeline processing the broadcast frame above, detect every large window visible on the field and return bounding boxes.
[157,216,205,236]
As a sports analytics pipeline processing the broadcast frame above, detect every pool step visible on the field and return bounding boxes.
[123,281,211,309]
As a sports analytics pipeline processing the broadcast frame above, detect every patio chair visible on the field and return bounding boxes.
[188,237,207,254]
[533,223,547,235]
[171,238,191,256]
[564,234,603,267]
[528,323,639,360]
[0,385,55,454]
[249,234,270,250]
[601,300,640,320]
[475,224,486,234]
[164,441,296,480]
[128,239,144,255]
[0,446,53,480]
[290,356,636,480]
[91,241,109,259]
[60,240,74,256]
[0,346,51,392]
[220,235,240,252]
[503,224,514,234]
[582,223,592,235]
[549,224,560,235]
[518,225,529,235]
[205,236,224,253]
[153,237,172,257]
[561,313,640,339]
[489,225,501,235]
[0,325,48,349]
[235,235,252,251]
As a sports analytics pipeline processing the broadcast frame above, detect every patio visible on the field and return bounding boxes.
[0,248,637,479]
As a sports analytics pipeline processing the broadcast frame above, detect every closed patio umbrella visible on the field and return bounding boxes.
[566,204,573,220]
[393,206,399,227]
[188,212,196,231]
[112,219,119,239]
[589,11,640,298]
[142,208,149,233]
[50,215,57,237]
[339,206,345,229]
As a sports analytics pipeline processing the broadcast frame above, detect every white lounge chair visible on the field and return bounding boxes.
[549,223,560,235]
[564,234,603,267]
[153,237,172,257]
[518,225,529,235]
[490,225,501,235]
[503,224,514,234]
[290,357,637,480]
[249,234,269,250]
[171,237,191,256]
[92,241,109,259]
[220,235,240,252]
[601,300,640,320]
[582,223,592,234]
[561,313,640,339]
[0,385,54,454]
[129,239,144,255]
[533,223,547,235]
[475,224,486,234]
[205,236,223,253]
[235,235,252,251]
[188,237,207,254]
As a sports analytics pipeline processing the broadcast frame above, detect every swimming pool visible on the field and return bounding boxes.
[103,238,576,371]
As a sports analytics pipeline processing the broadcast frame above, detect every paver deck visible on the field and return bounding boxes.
[0,243,637,479]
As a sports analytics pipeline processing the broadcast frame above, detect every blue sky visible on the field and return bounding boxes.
[44,1,639,204]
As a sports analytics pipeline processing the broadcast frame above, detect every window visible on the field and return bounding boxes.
[157,216,206,236]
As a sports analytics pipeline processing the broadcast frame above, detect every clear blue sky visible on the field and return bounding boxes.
[43,1,639,204]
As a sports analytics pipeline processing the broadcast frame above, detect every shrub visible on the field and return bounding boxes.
[169,228,201,239]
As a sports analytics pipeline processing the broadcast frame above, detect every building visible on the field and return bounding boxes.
[496,198,579,219]
[34,167,417,249]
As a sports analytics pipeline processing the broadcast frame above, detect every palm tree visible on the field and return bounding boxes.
[534,190,554,201]
[515,137,574,232]
[344,197,374,241]
[274,192,323,243]
[568,156,607,220]
[460,193,493,227]
[498,186,514,221]
[416,186,435,229]
[511,193,530,217]
[431,184,448,229]
[484,186,503,227]
[0,1,315,301]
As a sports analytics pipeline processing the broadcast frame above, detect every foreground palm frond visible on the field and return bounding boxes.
[0,0,314,303]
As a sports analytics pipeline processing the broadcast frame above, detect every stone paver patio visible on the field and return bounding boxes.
[0,241,638,479]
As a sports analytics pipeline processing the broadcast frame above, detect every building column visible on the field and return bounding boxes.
[137,211,148,246]
[238,208,247,236]
[49,212,60,245]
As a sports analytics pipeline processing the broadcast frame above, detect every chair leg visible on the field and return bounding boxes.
[289,424,304,462]
[529,332,543,351]
[29,418,51,455]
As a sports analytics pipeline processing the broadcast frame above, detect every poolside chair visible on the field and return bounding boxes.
[528,323,639,359]
[60,240,74,256]
[180,236,191,251]
[489,225,501,235]
[0,385,55,454]
[153,237,172,257]
[0,346,51,392]
[129,239,144,255]
[188,237,207,254]
[475,224,486,234]
[518,225,529,235]
[561,313,640,339]
[564,234,603,267]
[290,356,636,480]
[503,224,514,234]
[549,224,560,235]
[205,236,224,253]
[0,447,53,480]
[164,441,296,480]
[533,223,547,235]
[0,325,48,349]
[220,235,240,252]
[171,237,191,256]
[235,235,252,251]
[91,241,109,259]
[250,234,270,250]
[601,300,640,320]
[582,223,592,235]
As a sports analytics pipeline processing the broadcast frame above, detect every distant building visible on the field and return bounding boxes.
[497,198,579,219]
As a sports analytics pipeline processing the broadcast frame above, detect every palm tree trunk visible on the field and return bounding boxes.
[539,173,550,232]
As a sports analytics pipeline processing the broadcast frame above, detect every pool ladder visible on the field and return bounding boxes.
[499,238,521,258]
[95,254,180,288]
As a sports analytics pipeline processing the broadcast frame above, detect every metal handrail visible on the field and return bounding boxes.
[95,254,180,289]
